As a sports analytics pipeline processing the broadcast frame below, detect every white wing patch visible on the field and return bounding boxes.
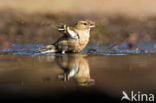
[68,65,79,78]
[67,27,78,39]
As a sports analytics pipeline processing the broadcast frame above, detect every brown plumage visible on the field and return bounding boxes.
[57,54,95,86]
[35,20,95,54]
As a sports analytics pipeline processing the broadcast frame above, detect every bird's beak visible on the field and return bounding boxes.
[90,22,95,28]
[90,25,95,28]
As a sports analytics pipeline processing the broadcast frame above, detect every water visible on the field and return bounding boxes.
[1,42,156,56]
[0,43,156,102]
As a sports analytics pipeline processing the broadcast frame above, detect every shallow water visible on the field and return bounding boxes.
[1,42,156,56]
[0,43,156,102]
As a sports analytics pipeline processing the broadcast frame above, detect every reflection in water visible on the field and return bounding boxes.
[38,54,95,86]
[1,54,156,101]
[0,41,10,49]
[127,32,138,49]
[56,54,95,86]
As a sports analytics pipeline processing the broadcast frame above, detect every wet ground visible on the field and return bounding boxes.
[0,43,156,102]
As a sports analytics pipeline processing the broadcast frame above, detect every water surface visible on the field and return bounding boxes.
[0,43,156,102]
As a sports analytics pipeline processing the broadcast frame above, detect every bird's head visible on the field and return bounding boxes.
[74,20,95,30]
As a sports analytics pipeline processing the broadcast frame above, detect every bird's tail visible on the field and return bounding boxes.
[34,45,57,53]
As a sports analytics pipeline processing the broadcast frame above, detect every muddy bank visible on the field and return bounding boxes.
[0,10,156,44]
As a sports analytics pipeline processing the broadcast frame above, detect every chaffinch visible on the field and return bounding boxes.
[35,20,95,54]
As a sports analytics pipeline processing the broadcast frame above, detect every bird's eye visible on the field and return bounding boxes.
[83,23,87,25]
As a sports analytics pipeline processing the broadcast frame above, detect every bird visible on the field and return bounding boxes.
[57,54,95,86]
[35,20,95,54]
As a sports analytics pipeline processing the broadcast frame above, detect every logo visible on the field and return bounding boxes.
[121,91,155,102]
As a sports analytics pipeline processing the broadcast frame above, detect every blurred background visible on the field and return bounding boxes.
[0,0,156,44]
[1,1,156,102]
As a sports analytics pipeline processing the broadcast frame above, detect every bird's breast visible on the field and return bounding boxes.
[78,40,89,51]
[75,30,90,42]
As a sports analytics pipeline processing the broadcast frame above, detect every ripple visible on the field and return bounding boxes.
[0,43,156,56]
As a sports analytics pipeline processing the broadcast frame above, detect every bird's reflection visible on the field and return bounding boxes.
[56,54,94,86]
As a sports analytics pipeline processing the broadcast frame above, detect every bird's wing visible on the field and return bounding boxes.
[57,25,78,39]
[66,27,79,39]
[58,25,66,31]
[34,45,57,53]
[57,24,69,37]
